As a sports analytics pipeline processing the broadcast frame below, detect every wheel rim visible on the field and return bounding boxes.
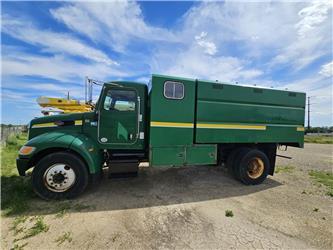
[247,157,264,179]
[43,163,76,192]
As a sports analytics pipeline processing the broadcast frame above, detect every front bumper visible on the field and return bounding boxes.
[16,157,30,176]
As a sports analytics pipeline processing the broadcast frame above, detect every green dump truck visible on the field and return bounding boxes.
[17,74,306,200]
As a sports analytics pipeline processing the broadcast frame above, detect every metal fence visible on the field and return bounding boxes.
[0,125,27,145]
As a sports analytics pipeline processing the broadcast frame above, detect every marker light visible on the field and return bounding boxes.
[19,146,36,156]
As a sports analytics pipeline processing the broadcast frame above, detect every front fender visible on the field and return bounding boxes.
[69,134,103,174]
[21,132,103,174]
[26,132,77,152]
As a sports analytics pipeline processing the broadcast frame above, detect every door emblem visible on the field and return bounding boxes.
[100,137,108,143]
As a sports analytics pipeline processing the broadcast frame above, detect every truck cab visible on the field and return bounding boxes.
[17,74,305,200]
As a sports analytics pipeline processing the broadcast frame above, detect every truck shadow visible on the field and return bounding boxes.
[6,166,282,217]
[78,165,282,212]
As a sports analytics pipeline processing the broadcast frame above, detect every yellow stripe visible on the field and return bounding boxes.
[197,123,266,130]
[296,127,305,131]
[75,120,83,125]
[32,123,57,128]
[32,120,83,128]
[150,121,194,128]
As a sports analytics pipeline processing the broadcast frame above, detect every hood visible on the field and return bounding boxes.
[28,112,95,140]
[31,112,86,126]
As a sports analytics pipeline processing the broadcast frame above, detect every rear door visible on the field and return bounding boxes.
[98,87,139,146]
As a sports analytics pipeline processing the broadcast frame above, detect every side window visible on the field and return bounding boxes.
[104,89,136,111]
[164,81,184,99]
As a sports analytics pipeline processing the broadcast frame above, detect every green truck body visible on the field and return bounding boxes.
[17,74,305,200]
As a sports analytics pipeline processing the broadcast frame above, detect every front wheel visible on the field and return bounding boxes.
[32,152,89,200]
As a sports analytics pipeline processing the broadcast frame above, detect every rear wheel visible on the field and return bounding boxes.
[32,152,89,200]
[226,147,250,180]
[234,149,270,185]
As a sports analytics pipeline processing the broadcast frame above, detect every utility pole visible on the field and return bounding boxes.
[307,96,310,130]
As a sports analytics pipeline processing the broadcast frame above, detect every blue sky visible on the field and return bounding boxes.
[1,1,332,126]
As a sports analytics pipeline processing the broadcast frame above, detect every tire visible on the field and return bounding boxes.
[32,152,89,200]
[226,147,250,180]
[234,149,270,185]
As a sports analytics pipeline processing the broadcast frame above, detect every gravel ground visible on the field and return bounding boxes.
[277,143,333,171]
[1,143,332,250]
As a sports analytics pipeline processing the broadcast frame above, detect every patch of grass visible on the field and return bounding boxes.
[275,165,295,174]
[72,203,91,211]
[1,133,37,216]
[225,210,234,217]
[11,242,28,250]
[54,202,72,218]
[11,216,28,236]
[313,208,319,212]
[55,232,73,246]
[53,202,91,218]
[309,170,333,197]
[6,134,18,146]
[21,216,49,239]
[304,135,333,144]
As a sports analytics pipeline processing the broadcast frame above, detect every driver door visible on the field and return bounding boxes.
[98,87,139,146]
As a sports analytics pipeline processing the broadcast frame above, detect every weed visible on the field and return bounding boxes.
[225,210,234,217]
[55,232,73,246]
[275,165,295,174]
[11,216,28,236]
[73,203,91,211]
[313,208,319,212]
[11,242,28,250]
[22,216,49,239]
[54,202,72,218]
[54,202,91,218]
[309,170,333,197]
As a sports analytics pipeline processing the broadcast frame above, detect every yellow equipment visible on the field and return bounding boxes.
[37,96,93,115]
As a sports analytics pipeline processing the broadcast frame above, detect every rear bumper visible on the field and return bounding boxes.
[16,158,30,176]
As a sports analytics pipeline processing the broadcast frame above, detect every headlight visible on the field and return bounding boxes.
[19,146,36,156]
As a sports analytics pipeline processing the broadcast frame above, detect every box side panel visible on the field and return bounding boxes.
[149,75,196,148]
[195,81,306,146]
[151,146,185,166]
[185,144,217,165]
[151,144,217,167]
[149,75,197,166]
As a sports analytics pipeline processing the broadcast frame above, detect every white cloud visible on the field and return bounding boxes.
[50,1,177,52]
[296,1,332,37]
[195,32,217,56]
[179,1,331,72]
[152,46,262,82]
[2,49,127,82]
[270,1,332,70]
[2,14,117,65]
[319,61,333,77]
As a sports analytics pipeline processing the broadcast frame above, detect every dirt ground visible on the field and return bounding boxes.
[1,143,333,249]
